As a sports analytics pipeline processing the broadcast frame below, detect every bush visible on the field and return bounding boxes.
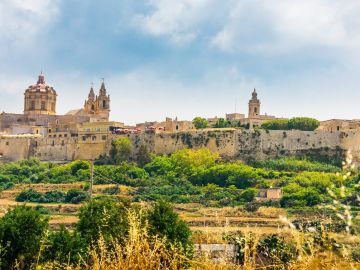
[16,189,42,202]
[110,138,133,164]
[43,225,88,264]
[253,158,341,173]
[257,234,298,265]
[0,206,49,268]
[148,200,193,253]
[76,199,130,244]
[244,201,261,212]
[65,189,89,204]
[16,189,66,203]
[280,187,323,207]
[192,117,208,129]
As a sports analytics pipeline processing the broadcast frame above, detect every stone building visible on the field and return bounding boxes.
[319,119,360,132]
[24,73,57,115]
[219,89,282,129]
[84,81,110,121]
[0,73,111,135]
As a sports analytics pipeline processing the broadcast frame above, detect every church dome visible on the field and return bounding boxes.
[24,73,57,115]
[25,73,57,95]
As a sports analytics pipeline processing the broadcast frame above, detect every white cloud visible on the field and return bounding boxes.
[132,0,360,52]
[0,0,60,53]
[132,0,217,44]
[211,0,360,52]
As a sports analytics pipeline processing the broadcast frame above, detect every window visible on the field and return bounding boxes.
[176,125,179,130]
[64,134,68,137]
[82,136,87,141]
[254,107,257,113]
[5,142,9,146]
[91,104,95,110]
[31,101,35,110]
[52,141,55,146]
[96,128,101,131]
[61,140,65,146]
[92,136,97,141]
[103,100,106,108]
[41,101,46,110]
[102,135,107,140]
[337,126,340,131]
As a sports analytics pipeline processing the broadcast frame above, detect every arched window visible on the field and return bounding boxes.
[103,100,106,108]
[91,104,95,110]
[254,107,257,114]
[41,101,46,110]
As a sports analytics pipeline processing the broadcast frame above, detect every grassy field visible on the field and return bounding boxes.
[1,183,358,246]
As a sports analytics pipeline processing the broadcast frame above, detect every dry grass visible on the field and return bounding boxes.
[37,210,359,270]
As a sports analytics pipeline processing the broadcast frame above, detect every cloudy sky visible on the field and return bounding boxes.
[0,0,359,124]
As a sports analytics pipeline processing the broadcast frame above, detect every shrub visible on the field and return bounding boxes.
[244,201,261,212]
[257,234,298,265]
[43,225,88,264]
[110,138,133,164]
[0,206,49,268]
[192,117,208,129]
[65,189,89,204]
[76,199,129,244]
[148,200,193,253]
[280,187,323,207]
[16,189,42,202]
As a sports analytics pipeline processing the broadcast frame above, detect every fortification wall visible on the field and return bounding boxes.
[1,129,360,166]
[126,129,348,164]
[33,136,109,162]
[0,137,32,161]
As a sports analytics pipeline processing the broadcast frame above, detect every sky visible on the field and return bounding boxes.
[0,0,360,125]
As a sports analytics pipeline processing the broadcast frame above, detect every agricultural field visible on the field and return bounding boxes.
[0,146,359,269]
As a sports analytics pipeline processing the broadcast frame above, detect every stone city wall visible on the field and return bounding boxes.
[1,129,360,166]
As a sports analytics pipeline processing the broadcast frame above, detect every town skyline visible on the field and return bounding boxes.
[1,1,360,124]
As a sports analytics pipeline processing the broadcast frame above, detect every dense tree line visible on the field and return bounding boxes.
[261,117,320,131]
[0,148,357,208]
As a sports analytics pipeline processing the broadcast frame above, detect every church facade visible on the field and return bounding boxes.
[0,74,112,135]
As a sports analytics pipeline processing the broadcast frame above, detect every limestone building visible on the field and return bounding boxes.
[0,73,111,135]
[84,81,110,121]
[214,89,282,129]
[24,73,57,115]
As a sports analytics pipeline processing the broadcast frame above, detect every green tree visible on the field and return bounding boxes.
[76,199,129,245]
[261,119,290,130]
[43,225,87,265]
[148,200,192,252]
[213,118,231,128]
[110,138,133,164]
[288,117,320,131]
[192,117,208,129]
[0,206,49,269]
[137,145,151,167]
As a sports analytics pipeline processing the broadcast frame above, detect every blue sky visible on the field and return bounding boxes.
[1,0,360,124]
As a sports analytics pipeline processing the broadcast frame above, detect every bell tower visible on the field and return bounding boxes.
[84,84,96,114]
[248,88,260,118]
